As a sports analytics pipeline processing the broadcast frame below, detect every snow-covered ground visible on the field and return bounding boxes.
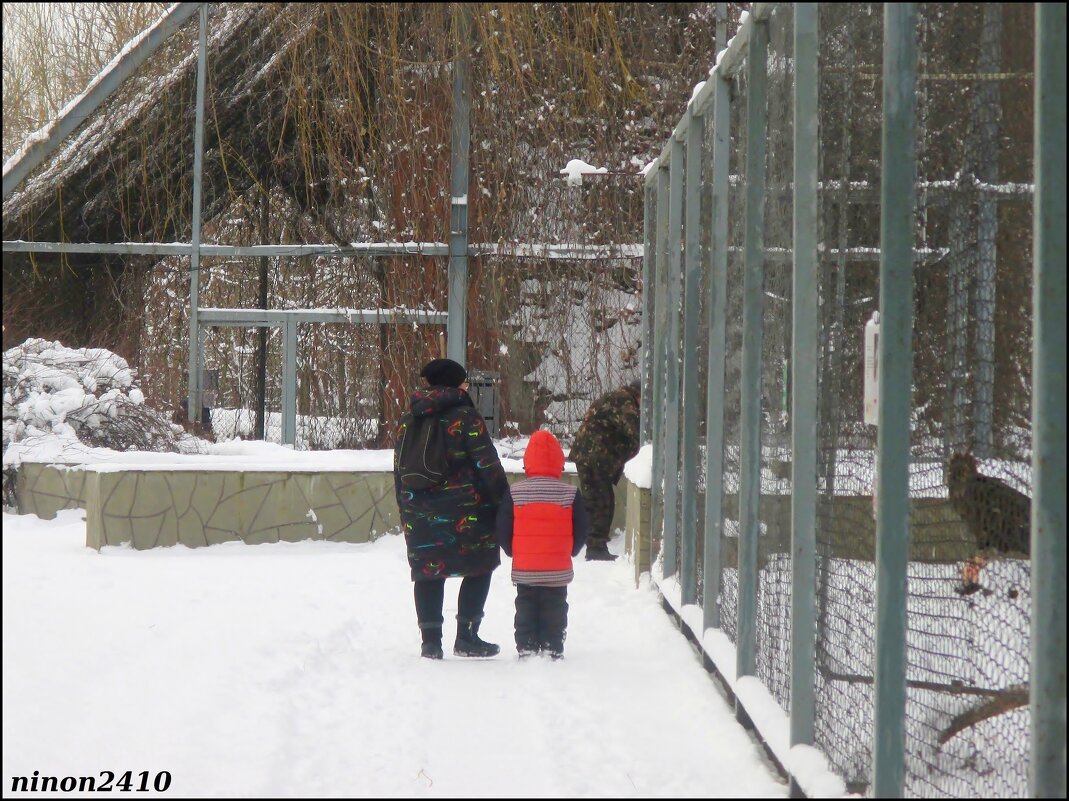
[3,511,790,799]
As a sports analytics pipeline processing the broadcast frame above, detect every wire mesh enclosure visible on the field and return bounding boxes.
[718,47,749,650]
[141,233,450,448]
[812,3,884,789]
[902,4,1034,797]
[643,3,1057,797]
[755,3,796,718]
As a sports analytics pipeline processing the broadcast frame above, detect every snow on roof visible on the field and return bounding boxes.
[3,4,182,180]
[2,4,273,219]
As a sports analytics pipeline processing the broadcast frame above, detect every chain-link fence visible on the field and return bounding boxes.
[137,172,645,450]
[812,3,883,791]
[903,4,1034,797]
[645,3,1054,797]
[141,240,451,448]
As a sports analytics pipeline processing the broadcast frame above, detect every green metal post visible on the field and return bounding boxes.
[790,1,818,765]
[651,167,670,557]
[282,316,297,446]
[447,6,471,366]
[873,5,917,797]
[1030,4,1067,797]
[187,5,207,426]
[680,112,705,604]
[663,136,685,579]
[703,72,731,632]
[641,182,656,444]
[737,17,769,689]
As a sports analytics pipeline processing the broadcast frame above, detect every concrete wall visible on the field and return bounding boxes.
[15,463,87,519]
[624,478,653,587]
[84,470,401,550]
[13,462,627,551]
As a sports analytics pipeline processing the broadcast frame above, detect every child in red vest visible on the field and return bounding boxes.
[495,430,589,659]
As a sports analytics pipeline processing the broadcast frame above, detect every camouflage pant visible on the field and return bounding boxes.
[576,460,617,547]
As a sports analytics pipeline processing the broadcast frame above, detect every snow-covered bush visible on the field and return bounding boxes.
[2,338,205,455]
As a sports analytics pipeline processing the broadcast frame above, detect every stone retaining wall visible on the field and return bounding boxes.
[14,463,626,551]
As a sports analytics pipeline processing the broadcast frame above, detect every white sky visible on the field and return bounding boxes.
[3,510,792,798]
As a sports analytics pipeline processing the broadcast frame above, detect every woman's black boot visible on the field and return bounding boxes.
[454,614,500,657]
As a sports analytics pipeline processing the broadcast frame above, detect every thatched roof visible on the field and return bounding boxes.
[2,3,347,351]
[3,3,331,246]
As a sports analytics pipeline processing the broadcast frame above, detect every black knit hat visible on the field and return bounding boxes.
[420,358,467,388]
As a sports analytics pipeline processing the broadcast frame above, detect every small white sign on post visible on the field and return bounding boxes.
[864,311,880,425]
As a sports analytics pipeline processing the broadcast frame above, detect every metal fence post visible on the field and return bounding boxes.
[282,316,298,446]
[447,6,471,366]
[663,136,685,579]
[790,0,818,769]
[187,4,208,425]
[737,16,769,692]
[970,3,1002,459]
[641,181,656,444]
[873,5,917,797]
[703,71,731,632]
[680,111,705,604]
[1030,4,1067,796]
[651,166,671,558]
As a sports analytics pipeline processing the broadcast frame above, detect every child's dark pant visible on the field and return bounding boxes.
[514,584,569,653]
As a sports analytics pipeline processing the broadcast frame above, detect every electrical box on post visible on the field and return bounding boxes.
[864,311,879,425]
[466,370,499,438]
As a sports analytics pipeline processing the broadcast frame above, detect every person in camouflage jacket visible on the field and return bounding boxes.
[393,358,510,659]
[568,380,641,561]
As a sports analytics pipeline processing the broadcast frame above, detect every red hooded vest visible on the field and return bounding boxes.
[511,430,575,573]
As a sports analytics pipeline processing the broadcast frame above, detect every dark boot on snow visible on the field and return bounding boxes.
[585,543,618,561]
[454,615,500,657]
[420,623,444,660]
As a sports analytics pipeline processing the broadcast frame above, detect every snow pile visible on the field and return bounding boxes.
[2,338,204,460]
[559,158,607,186]
[624,443,654,488]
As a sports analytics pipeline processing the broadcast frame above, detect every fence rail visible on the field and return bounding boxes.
[642,3,1064,797]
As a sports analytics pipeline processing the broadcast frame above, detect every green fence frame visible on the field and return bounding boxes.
[640,3,1065,796]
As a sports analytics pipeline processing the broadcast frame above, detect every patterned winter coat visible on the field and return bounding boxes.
[569,385,641,484]
[393,386,510,582]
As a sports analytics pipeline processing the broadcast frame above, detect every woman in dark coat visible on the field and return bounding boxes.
[393,358,510,659]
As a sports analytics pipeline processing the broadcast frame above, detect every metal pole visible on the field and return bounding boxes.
[641,182,656,444]
[716,3,727,55]
[187,4,207,425]
[680,112,704,605]
[737,17,769,691]
[663,135,685,580]
[873,5,917,797]
[703,71,731,632]
[1030,4,1067,796]
[790,0,818,769]
[282,316,297,446]
[651,166,670,560]
[447,5,471,366]
[971,4,1002,459]
[256,192,269,441]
